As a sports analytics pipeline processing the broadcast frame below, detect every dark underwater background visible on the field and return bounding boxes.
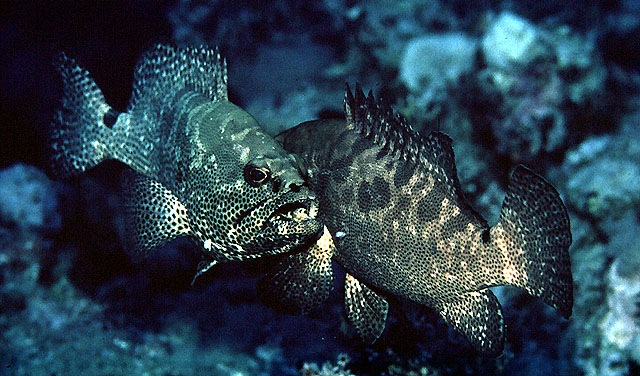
[1,0,639,375]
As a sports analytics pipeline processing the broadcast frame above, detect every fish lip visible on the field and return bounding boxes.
[264,196,318,228]
[236,189,322,256]
[233,190,319,234]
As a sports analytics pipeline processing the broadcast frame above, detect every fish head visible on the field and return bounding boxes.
[227,154,322,257]
[188,103,322,260]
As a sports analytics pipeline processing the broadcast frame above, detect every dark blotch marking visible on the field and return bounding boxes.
[351,136,373,155]
[357,177,390,212]
[440,211,467,233]
[393,162,413,189]
[375,148,389,160]
[329,164,350,185]
[372,176,391,207]
[357,181,373,212]
[339,185,355,207]
[385,160,394,170]
[329,146,357,184]
[417,194,440,223]
[330,152,354,168]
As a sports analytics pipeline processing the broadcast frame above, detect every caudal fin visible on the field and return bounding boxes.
[50,52,117,177]
[489,165,573,318]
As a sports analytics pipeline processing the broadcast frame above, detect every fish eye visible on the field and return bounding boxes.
[244,164,271,187]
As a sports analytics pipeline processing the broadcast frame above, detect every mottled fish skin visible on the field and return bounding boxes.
[274,84,573,355]
[50,45,322,274]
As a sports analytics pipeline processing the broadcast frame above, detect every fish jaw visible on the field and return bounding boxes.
[230,188,322,257]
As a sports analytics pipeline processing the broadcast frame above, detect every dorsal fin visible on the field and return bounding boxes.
[129,44,227,111]
[344,83,465,202]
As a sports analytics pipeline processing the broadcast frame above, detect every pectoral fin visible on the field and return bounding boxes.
[345,273,388,344]
[122,171,192,257]
[257,226,335,314]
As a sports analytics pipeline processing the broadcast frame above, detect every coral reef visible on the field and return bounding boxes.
[564,129,640,220]
[558,113,640,376]
[300,354,355,376]
[471,11,608,163]
[398,33,477,126]
[0,164,346,375]
[0,164,61,233]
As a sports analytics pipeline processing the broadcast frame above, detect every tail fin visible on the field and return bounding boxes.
[50,52,116,177]
[489,165,573,318]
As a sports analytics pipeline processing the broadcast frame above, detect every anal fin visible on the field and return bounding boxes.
[436,289,505,356]
[257,226,335,314]
[345,273,388,344]
[122,171,192,257]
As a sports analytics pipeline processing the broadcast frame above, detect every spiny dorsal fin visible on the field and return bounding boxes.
[129,44,227,111]
[344,83,464,202]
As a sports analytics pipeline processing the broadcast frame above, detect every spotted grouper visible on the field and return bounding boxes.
[50,44,323,279]
[259,84,572,355]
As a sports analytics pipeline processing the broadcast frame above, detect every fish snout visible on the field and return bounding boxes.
[271,169,306,193]
[271,176,304,193]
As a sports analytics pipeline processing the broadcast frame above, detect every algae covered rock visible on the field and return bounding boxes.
[400,33,477,93]
[471,11,607,163]
[558,116,640,376]
[0,163,61,233]
[481,11,548,70]
[563,123,640,219]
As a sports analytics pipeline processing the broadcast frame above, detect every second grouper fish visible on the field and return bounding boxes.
[262,84,572,356]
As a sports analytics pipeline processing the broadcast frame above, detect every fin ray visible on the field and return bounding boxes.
[130,44,227,111]
[436,289,505,356]
[122,170,192,257]
[345,273,389,343]
[344,83,466,204]
[490,165,573,317]
[50,52,114,177]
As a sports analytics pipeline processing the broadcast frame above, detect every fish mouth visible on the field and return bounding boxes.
[259,188,322,239]
[233,188,322,256]
[266,199,318,227]
[226,189,321,258]
[233,191,318,230]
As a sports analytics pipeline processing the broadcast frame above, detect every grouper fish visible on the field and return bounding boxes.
[50,44,323,277]
[259,84,572,355]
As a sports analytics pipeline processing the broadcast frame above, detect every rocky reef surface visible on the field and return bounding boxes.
[1,0,639,375]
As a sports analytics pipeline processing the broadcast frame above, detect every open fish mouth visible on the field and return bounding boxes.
[238,191,322,255]
[233,190,319,232]
[259,187,323,240]
[267,199,318,226]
